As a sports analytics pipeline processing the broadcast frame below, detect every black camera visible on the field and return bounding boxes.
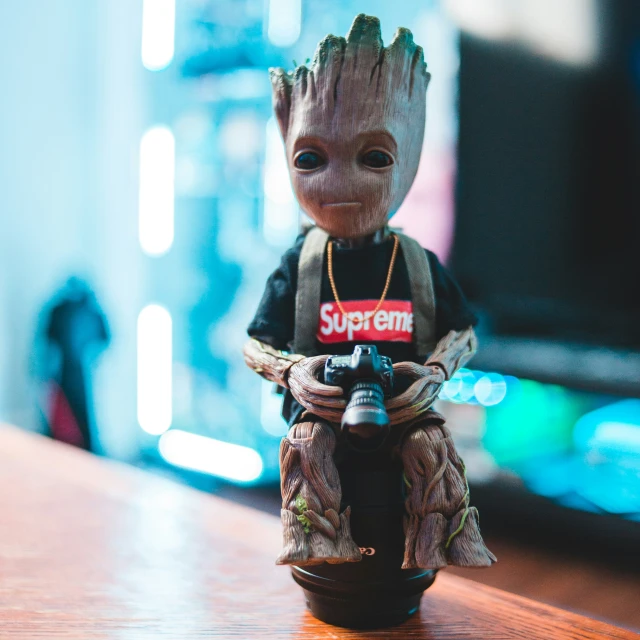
[325,345,394,448]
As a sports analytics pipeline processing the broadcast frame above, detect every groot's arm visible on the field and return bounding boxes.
[425,326,478,379]
[386,326,477,424]
[243,338,346,421]
[243,337,304,387]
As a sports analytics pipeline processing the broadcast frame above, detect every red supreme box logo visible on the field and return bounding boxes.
[317,300,414,344]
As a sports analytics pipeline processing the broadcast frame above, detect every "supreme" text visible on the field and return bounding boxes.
[316,300,414,343]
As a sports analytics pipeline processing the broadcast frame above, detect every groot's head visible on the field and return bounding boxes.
[270,14,430,239]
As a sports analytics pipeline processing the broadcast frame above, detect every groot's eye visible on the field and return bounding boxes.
[362,150,393,168]
[294,152,325,171]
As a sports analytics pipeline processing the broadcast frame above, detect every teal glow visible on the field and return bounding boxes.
[574,399,640,457]
[482,379,587,466]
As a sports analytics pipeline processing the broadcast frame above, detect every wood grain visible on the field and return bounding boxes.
[0,424,637,639]
[242,338,304,388]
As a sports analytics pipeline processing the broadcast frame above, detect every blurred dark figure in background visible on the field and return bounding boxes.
[44,278,110,451]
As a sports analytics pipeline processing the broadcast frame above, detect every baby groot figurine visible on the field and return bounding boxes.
[244,14,495,571]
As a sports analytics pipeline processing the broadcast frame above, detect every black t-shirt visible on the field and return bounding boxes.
[247,233,477,425]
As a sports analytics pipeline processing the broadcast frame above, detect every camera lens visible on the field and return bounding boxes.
[342,380,390,450]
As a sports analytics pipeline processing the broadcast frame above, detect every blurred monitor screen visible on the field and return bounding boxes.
[452,0,640,351]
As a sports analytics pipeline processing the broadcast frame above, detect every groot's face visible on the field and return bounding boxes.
[271,15,430,239]
[287,116,402,239]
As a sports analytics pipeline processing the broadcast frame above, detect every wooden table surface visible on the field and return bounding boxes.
[0,425,637,640]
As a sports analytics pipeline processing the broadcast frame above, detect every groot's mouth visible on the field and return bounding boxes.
[321,202,362,209]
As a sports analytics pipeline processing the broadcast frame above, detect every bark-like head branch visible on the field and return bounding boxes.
[269,13,430,139]
[269,14,431,238]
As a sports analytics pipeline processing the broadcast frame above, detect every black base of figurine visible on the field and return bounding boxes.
[293,566,435,629]
[291,445,438,629]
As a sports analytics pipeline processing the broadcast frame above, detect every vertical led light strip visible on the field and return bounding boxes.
[263,117,298,246]
[138,1,175,438]
[139,126,175,256]
[138,127,174,430]
[137,304,172,435]
[267,0,302,47]
[141,0,176,71]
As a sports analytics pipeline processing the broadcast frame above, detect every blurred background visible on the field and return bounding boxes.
[0,0,639,630]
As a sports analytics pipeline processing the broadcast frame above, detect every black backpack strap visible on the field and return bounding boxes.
[293,226,329,355]
[395,232,437,356]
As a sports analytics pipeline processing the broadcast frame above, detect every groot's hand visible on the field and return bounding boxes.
[386,362,446,425]
[287,355,346,423]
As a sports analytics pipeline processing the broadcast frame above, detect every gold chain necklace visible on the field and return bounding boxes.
[327,233,399,324]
